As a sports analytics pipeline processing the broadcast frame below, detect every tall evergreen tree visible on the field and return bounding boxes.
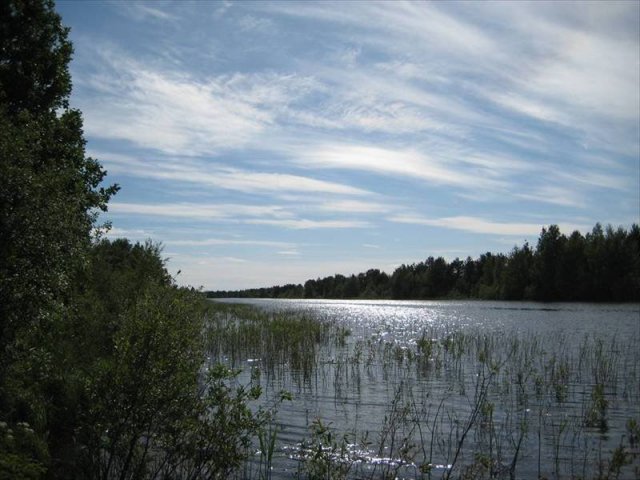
[501,243,534,300]
[533,225,566,301]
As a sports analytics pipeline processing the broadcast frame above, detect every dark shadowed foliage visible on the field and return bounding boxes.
[1,2,265,478]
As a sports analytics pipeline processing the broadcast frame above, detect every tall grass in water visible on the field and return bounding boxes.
[204,302,345,388]
[205,301,640,479]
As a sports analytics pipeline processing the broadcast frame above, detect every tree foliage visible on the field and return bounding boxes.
[0,1,117,473]
[210,223,640,303]
[0,0,117,375]
[1,2,265,478]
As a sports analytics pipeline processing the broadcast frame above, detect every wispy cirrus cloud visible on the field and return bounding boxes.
[555,170,632,191]
[61,0,639,289]
[277,250,300,256]
[109,202,372,230]
[496,5,639,123]
[108,202,291,220]
[246,218,371,230]
[237,14,276,34]
[288,143,506,191]
[514,186,586,209]
[95,151,370,197]
[117,3,176,22]
[166,238,294,248]
[76,50,320,156]
[312,200,393,214]
[267,1,638,154]
[103,227,155,239]
[263,1,497,59]
[389,214,590,237]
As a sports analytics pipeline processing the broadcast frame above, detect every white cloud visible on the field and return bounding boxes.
[108,202,291,220]
[460,3,640,154]
[118,3,176,22]
[237,15,275,33]
[66,1,638,289]
[556,170,631,191]
[246,218,371,230]
[218,257,247,263]
[95,151,371,196]
[389,214,590,236]
[291,143,505,190]
[488,92,570,125]
[267,1,639,155]
[515,185,585,209]
[292,65,481,134]
[522,22,638,122]
[166,238,294,248]
[277,250,300,256]
[108,202,373,230]
[265,1,496,59]
[78,51,320,156]
[102,227,155,239]
[205,169,369,196]
[313,200,392,214]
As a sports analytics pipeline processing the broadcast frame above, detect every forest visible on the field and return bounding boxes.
[208,223,640,302]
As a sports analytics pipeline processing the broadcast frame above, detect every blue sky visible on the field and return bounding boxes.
[57,1,639,290]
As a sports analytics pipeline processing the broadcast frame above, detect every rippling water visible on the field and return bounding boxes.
[213,299,640,479]
[221,298,638,340]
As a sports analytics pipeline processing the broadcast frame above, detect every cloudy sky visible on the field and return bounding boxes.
[57,1,639,290]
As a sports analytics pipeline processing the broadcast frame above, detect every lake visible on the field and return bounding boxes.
[210,299,640,479]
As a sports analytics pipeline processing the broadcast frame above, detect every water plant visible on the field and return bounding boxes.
[297,418,353,480]
[204,300,640,479]
[586,383,609,432]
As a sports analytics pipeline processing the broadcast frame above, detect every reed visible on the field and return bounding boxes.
[205,301,640,479]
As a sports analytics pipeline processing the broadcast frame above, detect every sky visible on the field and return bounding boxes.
[56,1,640,291]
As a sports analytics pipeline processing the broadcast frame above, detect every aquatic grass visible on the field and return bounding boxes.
[586,383,609,432]
[204,302,344,387]
[205,301,640,479]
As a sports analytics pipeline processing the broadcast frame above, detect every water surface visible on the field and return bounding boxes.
[212,299,640,479]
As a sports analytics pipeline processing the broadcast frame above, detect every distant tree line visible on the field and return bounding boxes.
[208,223,640,302]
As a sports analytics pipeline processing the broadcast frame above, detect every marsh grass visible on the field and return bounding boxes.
[205,301,640,479]
[204,303,341,387]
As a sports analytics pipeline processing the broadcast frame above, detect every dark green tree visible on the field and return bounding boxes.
[623,224,640,301]
[0,0,117,358]
[359,269,390,298]
[209,222,640,302]
[426,256,452,298]
[476,253,506,299]
[600,225,639,301]
[500,243,534,300]
[344,274,360,298]
[0,0,117,474]
[391,264,416,299]
[584,224,607,301]
[557,231,588,300]
[304,279,318,298]
[533,225,566,301]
